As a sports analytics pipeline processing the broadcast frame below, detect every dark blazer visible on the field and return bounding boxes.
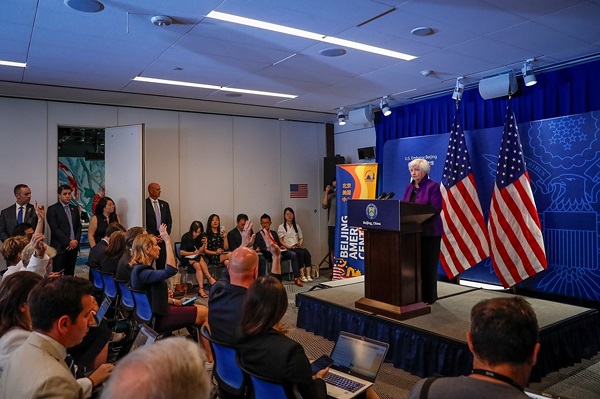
[46,201,82,254]
[0,203,38,241]
[402,174,443,237]
[145,198,172,236]
[227,227,243,251]
[237,328,327,399]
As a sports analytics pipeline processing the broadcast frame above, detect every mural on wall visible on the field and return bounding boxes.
[58,157,105,220]
[383,110,600,301]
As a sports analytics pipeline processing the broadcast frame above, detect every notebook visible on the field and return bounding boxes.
[94,297,111,325]
[321,331,389,399]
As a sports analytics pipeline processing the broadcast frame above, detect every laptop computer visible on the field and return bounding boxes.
[321,331,389,399]
[94,297,111,325]
[129,323,159,352]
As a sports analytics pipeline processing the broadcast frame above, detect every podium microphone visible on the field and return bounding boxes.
[384,192,395,200]
[376,192,387,200]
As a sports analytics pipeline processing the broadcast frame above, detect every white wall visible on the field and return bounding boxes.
[0,98,328,261]
[334,122,376,164]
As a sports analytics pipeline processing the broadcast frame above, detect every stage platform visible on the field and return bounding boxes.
[296,279,600,381]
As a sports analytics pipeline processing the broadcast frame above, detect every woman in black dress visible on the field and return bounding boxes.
[88,197,121,247]
[180,221,216,298]
[204,214,230,266]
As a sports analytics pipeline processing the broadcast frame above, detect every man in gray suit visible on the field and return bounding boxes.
[0,184,38,242]
[0,276,104,399]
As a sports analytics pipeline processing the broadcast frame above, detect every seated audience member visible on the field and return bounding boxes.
[115,226,145,282]
[0,276,114,398]
[180,221,216,298]
[99,337,212,399]
[277,207,312,282]
[209,224,280,345]
[87,222,125,271]
[205,214,231,266]
[255,213,303,286]
[2,234,57,280]
[10,222,35,239]
[227,213,251,251]
[100,230,126,275]
[237,276,329,398]
[129,224,208,334]
[408,296,540,399]
[87,197,121,248]
[1,234,45,279]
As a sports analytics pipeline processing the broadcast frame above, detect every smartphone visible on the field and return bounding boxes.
[182,296,198,306]
[220,226,226,233]
[311,354,334,374]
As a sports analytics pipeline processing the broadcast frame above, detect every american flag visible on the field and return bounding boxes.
[290,183,308,198]
[488,100,547,287]
[440,111,489,278]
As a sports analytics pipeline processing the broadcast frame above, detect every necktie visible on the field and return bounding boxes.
[65,354,77,377]
[64,205,75,240]
[17,206,23,224]
[153,200,161,230]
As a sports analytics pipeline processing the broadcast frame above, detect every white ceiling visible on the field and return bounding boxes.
[1,0,599,123]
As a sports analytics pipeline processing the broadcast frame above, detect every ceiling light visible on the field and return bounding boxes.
[452,77,465,101]
[411,26,434,36]
[420,69,433,77]
[133,76,297,99]
[337,108,346,126]
[206,11,417,61]
[64,0,104,13]
[319,48,347,57]
[380,96,391,117]
[151,16,173,27]
[522,58,537,87]
[0,60,27,68]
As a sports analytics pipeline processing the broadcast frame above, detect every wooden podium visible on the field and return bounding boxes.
[347,200,437,320]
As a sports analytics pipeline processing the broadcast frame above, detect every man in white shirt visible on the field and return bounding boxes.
[0,184,38,242]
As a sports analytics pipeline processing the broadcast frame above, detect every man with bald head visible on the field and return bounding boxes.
[208,222,281,344]
[145,182,171,269]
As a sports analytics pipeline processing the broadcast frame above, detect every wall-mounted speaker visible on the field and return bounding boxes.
[478,71,518,100]
[348,105,374,125]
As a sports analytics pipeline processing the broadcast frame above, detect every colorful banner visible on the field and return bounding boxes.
[332,163,378,279]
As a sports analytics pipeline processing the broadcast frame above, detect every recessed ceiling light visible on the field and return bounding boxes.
[133,76,297,99]
[64,0,104,13]
[207,11,417,61]
[411,26,434,36]
[319,48,347,57]
[151,15,173,27]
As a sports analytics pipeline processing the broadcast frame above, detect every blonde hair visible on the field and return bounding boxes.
[0,236,29,265]
[130,233,155,266]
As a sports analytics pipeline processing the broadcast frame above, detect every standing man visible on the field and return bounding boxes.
[0,277,108,398]
[0,184,38,242]
[47,184,82,276]
[408,296,540,399]
[145,182,172,270]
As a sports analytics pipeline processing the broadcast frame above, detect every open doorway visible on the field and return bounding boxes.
[57,126,105,246]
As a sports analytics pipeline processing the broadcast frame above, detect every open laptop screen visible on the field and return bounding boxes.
[129,324,159,352]
[330,332,389,381]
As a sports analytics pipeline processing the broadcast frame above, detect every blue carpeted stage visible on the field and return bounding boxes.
[296,279,600,381]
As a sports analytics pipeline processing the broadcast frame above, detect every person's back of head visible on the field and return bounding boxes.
[105,222,126,239]
[0,271,43,337]
[240,275,287,336]
[470,296,539,366]
[228,246,258,286]
[100,336,212,399]
[125,226,146,250]
[0,235,29,265]
[11,223,34,239]
[105,231,126,259]
[28,276,94,333]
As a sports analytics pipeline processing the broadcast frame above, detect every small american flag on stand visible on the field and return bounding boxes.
[440,110,489,278]
[488,99,547,287]
[290,184,308,198]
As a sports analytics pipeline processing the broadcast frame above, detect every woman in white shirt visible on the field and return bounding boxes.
[277,207,312,282]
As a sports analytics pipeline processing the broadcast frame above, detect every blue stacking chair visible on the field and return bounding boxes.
[200,325,247,399]
[89,268,104,292]
[130,288,155,328]
[115,280,135,314]
[99,271,119,303]
[239,362,301,399]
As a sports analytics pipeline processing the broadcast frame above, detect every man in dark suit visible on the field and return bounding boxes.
[145,182,172,269]
[0,184,38,242]
[227,213,249,251]
[47,184,82,276]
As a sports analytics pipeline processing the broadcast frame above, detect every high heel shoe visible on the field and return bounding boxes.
[294,278,304,287]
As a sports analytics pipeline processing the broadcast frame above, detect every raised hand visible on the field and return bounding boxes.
[241,220,256,248]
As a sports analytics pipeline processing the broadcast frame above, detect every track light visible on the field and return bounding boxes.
[522,58,537,86]
[337,107,346,126]
[380,96,392,116]
[452,77,465,101]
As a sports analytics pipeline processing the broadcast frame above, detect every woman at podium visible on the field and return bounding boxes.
[402,158,442,304]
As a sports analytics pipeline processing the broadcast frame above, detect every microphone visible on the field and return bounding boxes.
[376,192,387,200]
[384,192,395,200]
